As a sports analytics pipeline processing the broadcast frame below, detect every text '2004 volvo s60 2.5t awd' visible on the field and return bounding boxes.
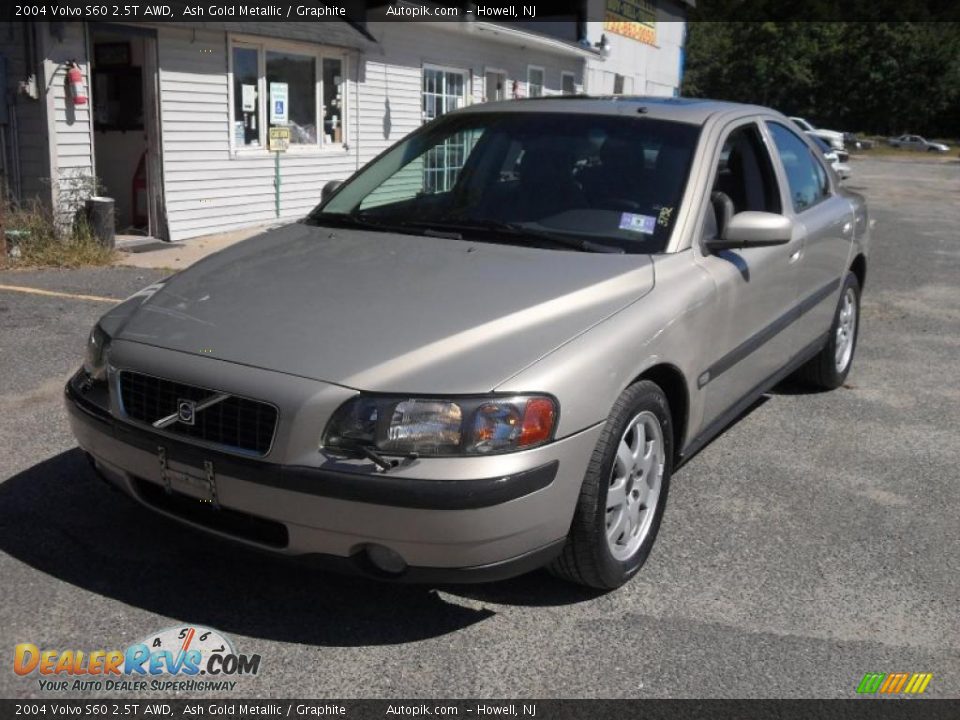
[67,97,869,589]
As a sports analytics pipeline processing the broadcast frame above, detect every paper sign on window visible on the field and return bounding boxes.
[241,84,257,113]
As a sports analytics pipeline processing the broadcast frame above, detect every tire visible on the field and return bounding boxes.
[549,380,673,590]
[795,271,860,390]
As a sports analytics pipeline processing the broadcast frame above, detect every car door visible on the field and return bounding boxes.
[765,121,854,352]
[694,119,805,428]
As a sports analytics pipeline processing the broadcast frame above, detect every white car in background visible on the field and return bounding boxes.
[810,135,851,180]
[790,116,845,150]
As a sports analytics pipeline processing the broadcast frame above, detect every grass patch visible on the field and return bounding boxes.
[1,201,116,269]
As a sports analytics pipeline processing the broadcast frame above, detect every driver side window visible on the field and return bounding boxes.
[706,123,781,238]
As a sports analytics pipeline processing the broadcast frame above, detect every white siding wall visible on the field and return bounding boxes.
[583,0,686,97]
[42,22,95,222]
[358,22,585,166]
[157,22,584,241]
[157,26,360,240]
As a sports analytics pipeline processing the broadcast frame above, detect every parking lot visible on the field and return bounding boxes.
[1,156,958,699]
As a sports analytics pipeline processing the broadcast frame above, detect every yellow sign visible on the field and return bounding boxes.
[268,126,290,152]
[604,0,657,46]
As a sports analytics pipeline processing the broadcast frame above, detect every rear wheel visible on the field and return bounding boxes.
[795,271,860,389]
[549,380,672,589]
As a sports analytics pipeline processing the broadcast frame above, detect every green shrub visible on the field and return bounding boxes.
[2,200,116,269]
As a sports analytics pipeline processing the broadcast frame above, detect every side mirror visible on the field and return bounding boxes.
[321,180,343,202]
[707,211,793,251]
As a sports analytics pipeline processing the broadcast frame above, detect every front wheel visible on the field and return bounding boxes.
[549,380,672,590]
[795,271,860,389]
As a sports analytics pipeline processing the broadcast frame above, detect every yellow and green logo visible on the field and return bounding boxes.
[856,672,933,694]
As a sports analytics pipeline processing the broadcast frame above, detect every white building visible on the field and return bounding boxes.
[0,7,688,242]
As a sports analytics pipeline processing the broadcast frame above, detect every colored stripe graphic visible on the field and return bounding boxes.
[857,673,885,693]
[857,673,932,694]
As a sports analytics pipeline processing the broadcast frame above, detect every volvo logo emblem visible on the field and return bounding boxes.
[152,392,230,430]
[177,399,196,425]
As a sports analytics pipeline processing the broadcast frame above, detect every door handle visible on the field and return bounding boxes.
[789,248,803,263]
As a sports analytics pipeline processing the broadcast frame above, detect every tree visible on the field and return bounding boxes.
[682,22,960,138]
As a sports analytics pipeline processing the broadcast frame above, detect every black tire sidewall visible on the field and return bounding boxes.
[589,381,673,588]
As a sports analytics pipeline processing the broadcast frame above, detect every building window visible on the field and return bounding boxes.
[322,58,344,144]
[232,46,260,148]
[527,66,544,97]
[422,66,468,194]
[613,73,625,94]
[266,50,316,144]
[229,36,346,152]
[561,72,576,95]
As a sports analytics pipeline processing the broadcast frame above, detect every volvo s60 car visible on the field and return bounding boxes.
[67,98,869,589]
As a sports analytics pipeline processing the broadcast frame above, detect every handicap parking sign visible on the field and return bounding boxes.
[269,83,288,124]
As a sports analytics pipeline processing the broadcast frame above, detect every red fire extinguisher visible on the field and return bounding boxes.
[66,61,87,105]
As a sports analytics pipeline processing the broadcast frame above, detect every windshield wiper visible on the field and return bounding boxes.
[308,213,466,240]
[309,214,623,253]
[434,219,625,254]
[307,212,396,232]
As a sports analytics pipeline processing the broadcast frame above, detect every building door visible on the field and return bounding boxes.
[422,66,467,194]
[90,24,166,239]
[485,70,506,102]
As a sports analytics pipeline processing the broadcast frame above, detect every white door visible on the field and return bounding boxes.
[485,70,506,102]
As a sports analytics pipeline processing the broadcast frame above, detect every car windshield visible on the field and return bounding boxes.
[309,112,700,254]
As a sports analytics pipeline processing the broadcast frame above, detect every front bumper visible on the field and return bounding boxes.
[66,371,601,581]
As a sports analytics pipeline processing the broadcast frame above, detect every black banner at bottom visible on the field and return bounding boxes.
[3,699,960,720]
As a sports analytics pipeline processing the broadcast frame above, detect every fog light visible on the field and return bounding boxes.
[365,544,408,575]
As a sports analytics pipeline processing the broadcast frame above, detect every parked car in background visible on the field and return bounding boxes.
[789,116,845,150]
[843,132,874,150]
[887,134,950,152]
[810,135,851,179]
[66,97,870,590]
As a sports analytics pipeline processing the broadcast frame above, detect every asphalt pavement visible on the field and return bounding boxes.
[1,157,958,699]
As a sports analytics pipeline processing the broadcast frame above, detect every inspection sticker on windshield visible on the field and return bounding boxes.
[619,213,656,234]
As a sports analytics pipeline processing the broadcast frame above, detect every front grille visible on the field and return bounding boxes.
[134,478,288,548]
[119,371,278,456]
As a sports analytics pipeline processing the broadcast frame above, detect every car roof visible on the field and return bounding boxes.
[450,95,776,126]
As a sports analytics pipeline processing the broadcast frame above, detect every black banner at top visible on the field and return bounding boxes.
[6,0,960,23]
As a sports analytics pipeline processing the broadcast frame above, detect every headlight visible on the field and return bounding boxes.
[82,324,111,382]
[323,395,558,457]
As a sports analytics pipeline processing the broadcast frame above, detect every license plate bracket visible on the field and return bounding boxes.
[158,446,219,508]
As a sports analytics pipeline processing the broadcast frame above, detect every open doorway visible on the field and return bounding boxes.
[90,25,165,239]
[484,69,506,103]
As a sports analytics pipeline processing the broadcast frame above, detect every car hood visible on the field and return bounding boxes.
[813,129,844,141]
[113,224,655,393]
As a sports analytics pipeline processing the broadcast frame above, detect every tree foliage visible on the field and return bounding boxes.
[682,22,960,137]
